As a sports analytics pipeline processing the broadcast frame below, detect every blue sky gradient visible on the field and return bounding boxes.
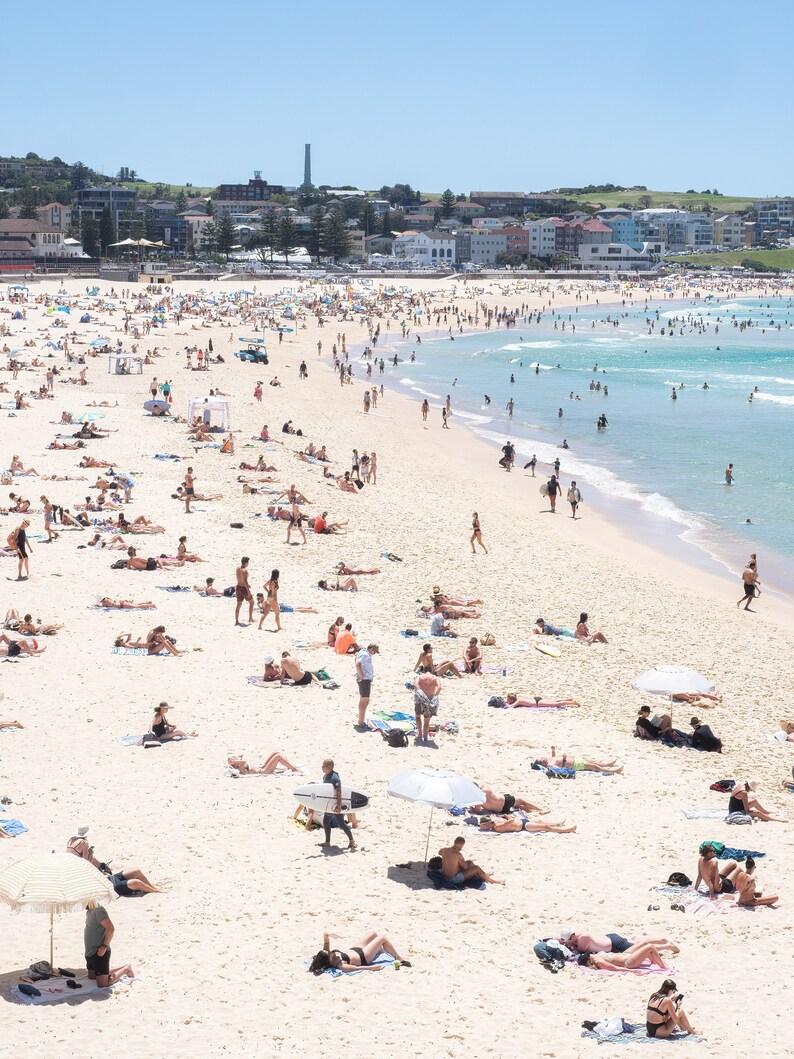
[4,0,792,195]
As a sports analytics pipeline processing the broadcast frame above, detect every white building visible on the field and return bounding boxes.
[524,218,558,258]
[577,241,663,271]
[391,230,456,266]
[0,219,67,259]
[684,220,714,248]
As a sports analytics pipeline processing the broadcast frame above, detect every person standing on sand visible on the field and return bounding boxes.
[470,512,488,554]
[736,560,760,610]
[354,643,378,729]
[41,496,59,541]
[235,556,254,625]
[11,519,32,580]
[547,475,559,513]
[320,758,356,851]
[524,454,537,476]
[442,407,450,429]
[567,481,582,519]
[183,466,195,513]
[421,399,429,422]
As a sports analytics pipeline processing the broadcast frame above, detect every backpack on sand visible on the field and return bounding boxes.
[384,728,409,748]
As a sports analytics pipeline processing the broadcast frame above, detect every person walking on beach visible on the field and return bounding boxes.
[547,475,559,513]
[736,560,760,611]
[470,512,488,554]
[442,407,450,429]
[235,556,254,625]
[41,496,59,541]
[183,467,195,513]
[421,399,429,422]
[355,643,378,729]
[320,758,356,851]
[567,481,582,519]
[524,454,537,476]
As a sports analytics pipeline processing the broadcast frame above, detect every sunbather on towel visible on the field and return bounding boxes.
[728,781,785,822]
[280,651,319,687]
[469,786,547,815]
[539,747,623,774]
[503,692,581,708]
[152,702,197,740]
[227,752,299,775]
[0,634,46,657]
[558,930,677,955]
[415,643,461,678]
[309,931,410,974]
[478,815,576,834]
[4,610,63,636]
[67,829,160,897]
[101,598,156,610]
[635,705,673,740]
[586,941,679,971]
[439,836,504,885]
[0,719,24,729]
[146,626,185,656]
[646,980,699,1038]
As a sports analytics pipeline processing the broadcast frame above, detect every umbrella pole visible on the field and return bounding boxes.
[423,806,434,866]
[50,909,54,970]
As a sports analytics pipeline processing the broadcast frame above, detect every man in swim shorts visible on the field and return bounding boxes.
[235,556,253,625]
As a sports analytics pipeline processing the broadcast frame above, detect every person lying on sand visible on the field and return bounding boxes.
[99,598,156,610]
[262,655,283,682]
[587,941,679,972]
[227,752,299,775]
[539,748,623,774]
[114,633,148,649]
[80,456,115,469]
[0,634,46,657]
[0,720,24,729]
[469,787,547,815]
[431,587,482,607]
[423,601,481,621]
[195,578,222,596]
[478,815,576,834]
[309,931,410,974]
[501,693,581,708]
[67,831,160,896]
[318,577,358,592]
[439,836,504,885]
[4,610,62,636]
[558,930,675,955]
[335,562,378,575]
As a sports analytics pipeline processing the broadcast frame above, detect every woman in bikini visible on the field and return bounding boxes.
[645,980,699,1038]
[502,693,581,708]
[588,941,679,971]
[259,570,282,631]
[100,598,156,610]
[146,626,185,656]
[543,747,623,774]
[309,931,410,974]
[227,752,299,775]
[470,511,488,554]
[177,536,204,562]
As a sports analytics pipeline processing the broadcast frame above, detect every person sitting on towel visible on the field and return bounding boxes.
[438,836,504,885]
[635,705,672,740]
[689,717,722,753]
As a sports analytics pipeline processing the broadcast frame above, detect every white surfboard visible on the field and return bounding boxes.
[535,642,561,658]
[293,782,370,814]
[539,482,549,496]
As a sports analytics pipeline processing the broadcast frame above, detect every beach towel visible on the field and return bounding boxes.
[10,974,133,1004]
[369,712,417,736]
[247,675,293,688]
[681,808,727,819]
[581,1024,704,1045]
[455,661,513,675]
[504,642,531,652]
[0,818,28,836]
[154,454,183,461]
[156,585,191,592]
[306,951,396,978]
[426,869,486,891]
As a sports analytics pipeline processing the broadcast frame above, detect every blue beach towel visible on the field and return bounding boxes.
[0,818,28,836]
[307,951,396,978]
[581,1024,704,1045]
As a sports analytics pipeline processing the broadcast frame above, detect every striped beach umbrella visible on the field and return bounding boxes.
[75,411,105,423]
[0,852,115,966]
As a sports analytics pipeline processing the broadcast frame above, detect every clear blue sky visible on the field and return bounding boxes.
[5,0,793,195]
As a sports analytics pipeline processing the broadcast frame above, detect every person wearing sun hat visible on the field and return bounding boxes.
[263,654,282,682]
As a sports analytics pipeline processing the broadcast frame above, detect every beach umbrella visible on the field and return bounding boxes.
[388,768,485,864]
[75,412,105,423]
[0,852,114,968]
[90,339,110,347]
[631,664,715,725]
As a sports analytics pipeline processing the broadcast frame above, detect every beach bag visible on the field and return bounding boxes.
[488,696,505,709]
[111,559,127,569]
[223,586,235,597]
[315,669,330,682]
[142,732,161,749]
[710,779,735,792]
[481,632,496,646]
[665,872,692,887]
[385,728,409,748]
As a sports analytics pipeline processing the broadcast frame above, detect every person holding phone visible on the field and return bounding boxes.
[646,980,699,1038]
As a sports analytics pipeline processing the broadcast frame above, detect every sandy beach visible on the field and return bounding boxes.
[1,273,793,1057]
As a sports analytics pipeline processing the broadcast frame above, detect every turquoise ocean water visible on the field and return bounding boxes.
[386,293,794,596]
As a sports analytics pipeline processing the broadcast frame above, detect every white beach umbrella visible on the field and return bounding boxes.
[388,768,485,864]
[0,852,115,967]
[631,665,716,725]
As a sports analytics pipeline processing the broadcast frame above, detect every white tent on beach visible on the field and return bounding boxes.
[107,352,144,375]
[187,395,231,430]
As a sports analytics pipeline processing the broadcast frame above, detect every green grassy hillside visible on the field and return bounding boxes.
[566,189,758,212]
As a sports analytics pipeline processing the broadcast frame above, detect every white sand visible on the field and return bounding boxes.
[1,274,792,1056]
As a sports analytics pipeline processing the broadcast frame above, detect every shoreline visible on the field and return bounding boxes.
[367,313,794,607]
